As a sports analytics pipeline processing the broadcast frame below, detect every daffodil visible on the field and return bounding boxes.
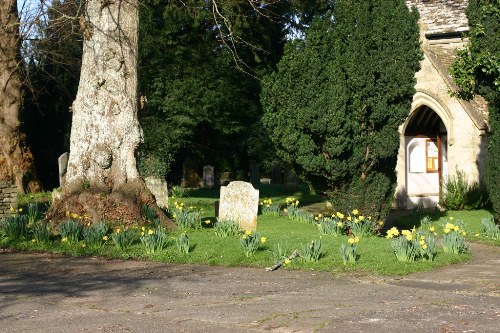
[352,209,359,215]
[103,236,109,241]
[336,212,344,219]
[284,258,291,265]
[148,229,154,235]
[260,237,267,243]
[429,226,435,232]
[245,230,252,236]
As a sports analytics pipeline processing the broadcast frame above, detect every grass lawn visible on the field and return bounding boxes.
[2,184,498,276]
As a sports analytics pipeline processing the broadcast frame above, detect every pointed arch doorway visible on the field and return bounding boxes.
[401,104,448,209]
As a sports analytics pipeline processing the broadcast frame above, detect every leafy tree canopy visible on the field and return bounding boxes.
[262,0,422,219]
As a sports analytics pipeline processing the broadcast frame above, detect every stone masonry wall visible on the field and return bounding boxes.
[406,0,469,34]
[0,181,18,218]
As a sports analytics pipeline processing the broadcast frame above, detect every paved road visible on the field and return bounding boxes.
[0,243,499,333]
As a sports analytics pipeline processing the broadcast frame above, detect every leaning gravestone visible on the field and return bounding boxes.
[58,152,69,188]
[203,165,214,188]
[145,177,168,209]
[219,181,259,231]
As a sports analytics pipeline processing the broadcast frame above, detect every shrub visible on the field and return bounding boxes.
[170,201,201,229]
[32,221,51,244]
[240,230,263,257]
[59,219,83,243]
[111,227,138,250]
[83,221,109,248]
[214,219,240,237]
[442,219,469,254]
[140,227,168,254]
[1,214,29,240]
[481,216,500,240]
[339,237,359,265]
[176,232,190,254]
[442,170,488,210]
[301,239,322,262]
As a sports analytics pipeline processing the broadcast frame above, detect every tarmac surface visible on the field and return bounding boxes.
[0,243,499,333]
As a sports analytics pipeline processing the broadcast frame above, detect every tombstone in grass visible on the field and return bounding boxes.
[58,152,69,188]
[145,177,169,209]
[219,181,259,231]
[270,164,283,184]
[249,163,260,186]
[203,165,214,188]
[284,166,299,191]
[181,156,201,188]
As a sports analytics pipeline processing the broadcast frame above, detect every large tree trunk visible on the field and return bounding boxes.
[49,0,173,227]
[0,0,38,193]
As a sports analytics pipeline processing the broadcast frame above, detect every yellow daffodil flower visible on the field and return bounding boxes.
[260,237,267,243]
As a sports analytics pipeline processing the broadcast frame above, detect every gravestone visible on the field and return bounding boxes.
[58,152,69,188]
[203,165,214,188]
[270,165,283,184]
[249,163,260,185]
[219,181,259,231]
[181,156,201,188]
[284,166,299,191]
[145,177,169,209]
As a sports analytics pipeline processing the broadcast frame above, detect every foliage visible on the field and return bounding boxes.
[141,205,157,224]
[1,214,29,240]
[170,186,189,199]
[387,227,420,262]
[83,221,109,248]
[317,216,343,236]
[170,201,202,229]
[450,0,500,220]
[339,237,359,264]
[261,0,422,221]
[138,0,286,175]
[240,230,263,257]
[259,198,281,216]
[176,232,190,254]
[345,211,377,238]
[140,227,168,254]
[214,219,241,237]
[59,219,83,244]
[442,219,469,254]
[481,216,500,240]
[111,227,139,250]
[301,239,322,262]
[27,203,39,225]
[442,170,488,210]
[32,221,51,244]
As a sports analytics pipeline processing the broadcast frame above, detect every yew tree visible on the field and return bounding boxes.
[0,0,39,193]
[261,0,422,219]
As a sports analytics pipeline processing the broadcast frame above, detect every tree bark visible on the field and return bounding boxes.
[49,0,174,228]
[0,0,38,193]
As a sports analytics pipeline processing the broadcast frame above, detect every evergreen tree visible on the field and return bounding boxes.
[261,0,421,219]
[450,0,500,219]
[138,0,286,179]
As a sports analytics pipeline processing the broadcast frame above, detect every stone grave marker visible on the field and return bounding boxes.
[219,181,259,231]
[58,152,69,188]
[145,177,169,209]
[203,165,214,188]
[181,156,201,188]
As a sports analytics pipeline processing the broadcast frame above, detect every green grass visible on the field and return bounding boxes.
[2,186,497,276]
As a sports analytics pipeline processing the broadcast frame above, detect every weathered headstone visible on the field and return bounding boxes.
[181,156,201,188]
[219,181,259,231]
[271,165,283,184]
[203,165,214,188]
[145,177,169,209]
[249,163,260,185]
[58,152,69,188]
[284,166,299,191]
